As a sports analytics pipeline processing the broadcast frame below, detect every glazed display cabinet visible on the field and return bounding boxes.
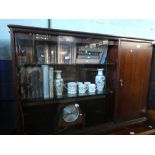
[8,25,154,134]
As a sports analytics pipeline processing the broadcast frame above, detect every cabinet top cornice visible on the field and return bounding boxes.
[8,24,153,43]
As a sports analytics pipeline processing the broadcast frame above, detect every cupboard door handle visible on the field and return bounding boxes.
[120,79,124,87]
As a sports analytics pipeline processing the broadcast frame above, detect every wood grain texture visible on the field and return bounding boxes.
[116,41,153,121]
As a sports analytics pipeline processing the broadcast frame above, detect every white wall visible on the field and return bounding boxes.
[51,19,155,40]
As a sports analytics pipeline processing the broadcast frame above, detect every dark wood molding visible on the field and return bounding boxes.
[8,24,153,42]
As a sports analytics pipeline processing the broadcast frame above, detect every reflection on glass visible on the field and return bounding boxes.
[35,34,57,64]
[15,32,111,100]
[57,36,76,64]
[76,39,108,64]
[19,67,43,99]
[15,33,34,65]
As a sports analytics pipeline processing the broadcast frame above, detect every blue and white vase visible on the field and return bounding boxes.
[95,69,105,93]
[54,70,63,97]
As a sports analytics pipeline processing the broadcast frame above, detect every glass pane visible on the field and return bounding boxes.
[57,36,109,65]
[19,66,43,99]
[15,33,34,65]
[35,34,57,64]
[76,38,108,64]
[57,36,76,64]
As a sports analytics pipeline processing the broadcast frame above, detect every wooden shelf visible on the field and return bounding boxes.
[22,89,114,107]
[18,62,116,68]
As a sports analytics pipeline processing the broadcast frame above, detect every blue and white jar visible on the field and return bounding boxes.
[95,69,105,93]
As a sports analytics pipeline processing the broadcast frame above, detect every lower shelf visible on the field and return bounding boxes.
[22,89,113,106]
[22,95,114,135]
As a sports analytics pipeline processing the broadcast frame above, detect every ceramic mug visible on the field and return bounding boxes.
[88,83,96,94]
[77,82,83,86]
[84,82,91,90]
[66,82,77,95]
[78,83,87,94]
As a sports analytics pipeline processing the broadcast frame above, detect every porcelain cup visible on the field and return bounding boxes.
[77,82,83,86]
[84,82,91,90]
[66,82,77,95]
[88,83,96,94]
[78,83,87,94]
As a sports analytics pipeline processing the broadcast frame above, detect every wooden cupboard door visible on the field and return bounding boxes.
[116,41,152,121]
